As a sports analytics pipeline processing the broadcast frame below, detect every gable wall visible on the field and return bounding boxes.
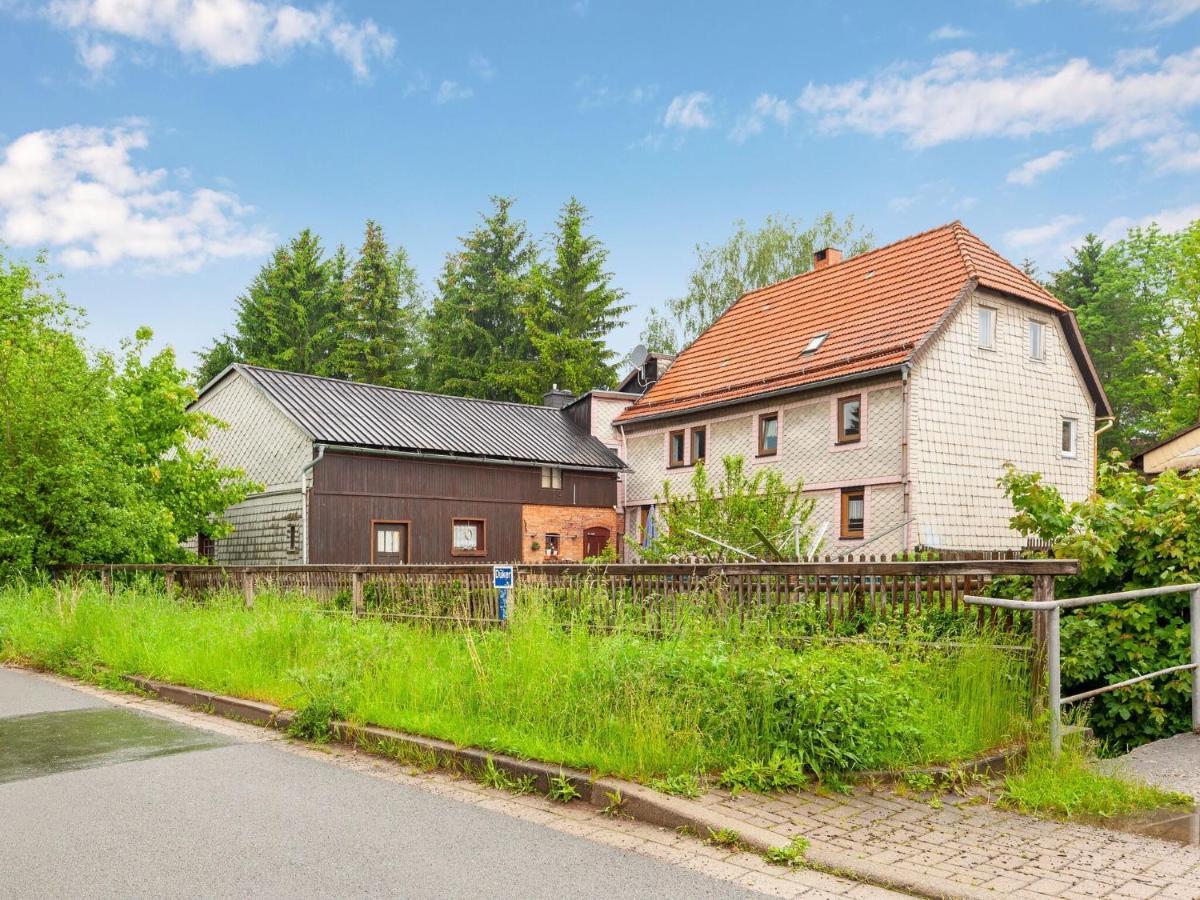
[907,287,1095,549]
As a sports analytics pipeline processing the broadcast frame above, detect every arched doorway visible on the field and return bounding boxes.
[583,526,611,559]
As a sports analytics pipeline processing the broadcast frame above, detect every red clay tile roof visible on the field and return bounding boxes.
[615,221,1086,424]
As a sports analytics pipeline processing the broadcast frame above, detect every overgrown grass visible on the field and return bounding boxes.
[1001,738,1193,819]
[0,580,1031,782]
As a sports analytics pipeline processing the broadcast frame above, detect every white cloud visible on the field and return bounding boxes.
[1087,0,1200,27]
[44,0,394,79]
[575,77,657,109]
[798,48,1200,153]
[0,124,273,272]
[663,92,713,130]
[730,94,793,143]
[435,79,473,103]
[929,24,970,40]
[1007,148,1073,185]
[1099,204,1200,241]
[1114,46,1159,70]
[1005,215,1084,248]
[1143,131,1200,171]
[75,36,115,75]
[470,54,494,79]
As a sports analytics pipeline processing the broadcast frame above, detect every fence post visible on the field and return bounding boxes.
[242,572,255,610]
[1048,603,1062,754]
[352,571,365,619]
[1030,574,1055,718]
[1192,587,1200,735]
[163,566,175,597]
[101,567,113,596]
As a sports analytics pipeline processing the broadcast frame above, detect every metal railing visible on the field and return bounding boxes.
[966,583,1200,751]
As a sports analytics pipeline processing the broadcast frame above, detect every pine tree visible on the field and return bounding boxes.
[529,198,631,393]
[194,229,342,383]
[332,220,424,387]
[422,197,541,401]
[1048,234,1105,310]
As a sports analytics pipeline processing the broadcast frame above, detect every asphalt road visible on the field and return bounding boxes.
[0,668,756,899]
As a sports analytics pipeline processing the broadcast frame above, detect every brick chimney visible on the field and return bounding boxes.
[813,247,843,271]
[543,384,575,409]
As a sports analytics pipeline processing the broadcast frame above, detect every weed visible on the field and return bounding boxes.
[480,757,511,791]
[719,753,808,794]
[901,772,936,794]
[706,828,743,849]
[510,773,537,795]
[764,836,809,867]
[928,796,943,810]
[652,772,702,799]
[548,773,581,803]
[286,671,345,744]
[602,789,627,817]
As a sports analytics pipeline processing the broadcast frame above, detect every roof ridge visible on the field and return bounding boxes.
[951,223,1067,308]
[950,221,979,280]
[237,363,563,413]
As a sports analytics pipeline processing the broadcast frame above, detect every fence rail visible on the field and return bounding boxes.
[966,582,1200,751]
[55,560,1078,630]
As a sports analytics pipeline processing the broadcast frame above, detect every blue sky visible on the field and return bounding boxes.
[1,0,1198,370]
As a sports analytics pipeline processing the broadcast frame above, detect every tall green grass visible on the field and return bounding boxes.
[0,580,1030,781]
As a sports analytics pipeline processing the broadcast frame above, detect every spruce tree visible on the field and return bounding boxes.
[332,220,423,387]
[529,198,631,393]
[422,197,541,401]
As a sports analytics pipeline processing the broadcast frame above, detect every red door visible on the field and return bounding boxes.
[583,526,611,559]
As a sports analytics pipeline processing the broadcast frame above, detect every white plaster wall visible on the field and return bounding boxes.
[907,288,1095,549]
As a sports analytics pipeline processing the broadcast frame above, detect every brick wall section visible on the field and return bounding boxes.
[621,378,906,555]
[520,505,620,563]
[907,287,1095,549]
[191,371,314,561]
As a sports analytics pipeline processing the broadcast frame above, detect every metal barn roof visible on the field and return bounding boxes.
[214,364,625,470]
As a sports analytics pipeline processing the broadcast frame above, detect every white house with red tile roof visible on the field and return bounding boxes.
[614,222,1112,554]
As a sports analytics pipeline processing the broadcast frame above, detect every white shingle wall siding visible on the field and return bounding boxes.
[621,380,907,555]
[907,288,1094,550]
[191,371,314,562]
[192,371,314,492]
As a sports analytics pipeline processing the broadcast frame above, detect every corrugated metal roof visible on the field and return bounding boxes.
[228,364,624,470]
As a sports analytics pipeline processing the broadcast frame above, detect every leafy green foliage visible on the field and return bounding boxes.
[641,212,872,350]
[651,772,702,798]
[640,455,815,561]
[548,772,581,803]
[286,671,346,743]
[764,836,809,867]
[1000,456,1200,749]
[0,253,257,577]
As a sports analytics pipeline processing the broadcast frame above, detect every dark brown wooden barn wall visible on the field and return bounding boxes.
[308,450,618,564]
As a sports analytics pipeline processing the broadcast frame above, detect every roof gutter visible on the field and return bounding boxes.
[299,443,326,565]
[318,442,627,473]
[615,364,907,428]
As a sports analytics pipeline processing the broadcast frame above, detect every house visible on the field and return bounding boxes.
[190,365,625,565]
[1133,422,1200,476]
[613,222,1112,554]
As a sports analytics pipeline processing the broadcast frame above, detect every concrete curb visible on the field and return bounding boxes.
[123,674,967,899]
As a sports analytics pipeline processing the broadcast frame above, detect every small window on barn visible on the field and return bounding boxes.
[197,534,215,561]
[837,395,862,444]
[758,414,779,457]
[978,306,997,350]
[288,524,298,553]
[377,528,402,555]
[668,430,686,467]
[451,518,486,556]
[541,466,562,489]
[544,533,560,557]
[1062,419,1078,458]
[802,331,829,355]
[1029,320,1046,361]
[841,488,865,540]
[691,427,707,464]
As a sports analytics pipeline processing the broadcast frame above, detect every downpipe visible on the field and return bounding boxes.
[299,444,326,565]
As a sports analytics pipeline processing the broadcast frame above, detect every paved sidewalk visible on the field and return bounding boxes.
[697,785,1200,899]
[1110,733,1200,801]
[11,669,902,900]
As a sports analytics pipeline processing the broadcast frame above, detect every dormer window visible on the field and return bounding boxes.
[802,332,829,355]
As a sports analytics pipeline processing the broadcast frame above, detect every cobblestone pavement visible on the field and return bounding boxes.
[23,671,903,900]
[698,785,1200,899]
[1109,733,1200,801]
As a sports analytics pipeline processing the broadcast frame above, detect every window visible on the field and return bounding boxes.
[287,524,298,553]
[540,466,562,489]
[544,533,560,557]
[669,429,686,467]
[1029,320,1045,360]
[837,395,862,444]
[451,518,486,556]
[376,528,402,555]
[841,488,865,540]
[978,306,997,349]
[1062,419,1077,458]
[757,414,779,457]
[691,427,707,464]
[802,331,829,355]
[197,534,215,560]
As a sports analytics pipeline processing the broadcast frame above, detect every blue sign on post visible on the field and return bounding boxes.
[493,565,514,623]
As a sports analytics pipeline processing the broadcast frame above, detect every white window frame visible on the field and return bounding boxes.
[1029,320,1046,361]
[541,466,562,489]
[978,306,997,350]
[1061,419,1078,458]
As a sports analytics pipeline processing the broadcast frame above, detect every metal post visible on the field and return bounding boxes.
[1048,604,1062,754]
[497,587,509,624]
[1192,588,1200,734]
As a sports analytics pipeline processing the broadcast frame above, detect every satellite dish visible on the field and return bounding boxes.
[628,343,649,372]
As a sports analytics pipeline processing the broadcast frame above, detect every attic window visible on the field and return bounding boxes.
[802,332,829,355]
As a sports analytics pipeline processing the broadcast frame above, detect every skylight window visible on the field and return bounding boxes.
[802,331,829,355]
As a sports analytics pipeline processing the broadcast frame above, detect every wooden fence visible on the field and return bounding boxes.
[56,559,1078,631]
